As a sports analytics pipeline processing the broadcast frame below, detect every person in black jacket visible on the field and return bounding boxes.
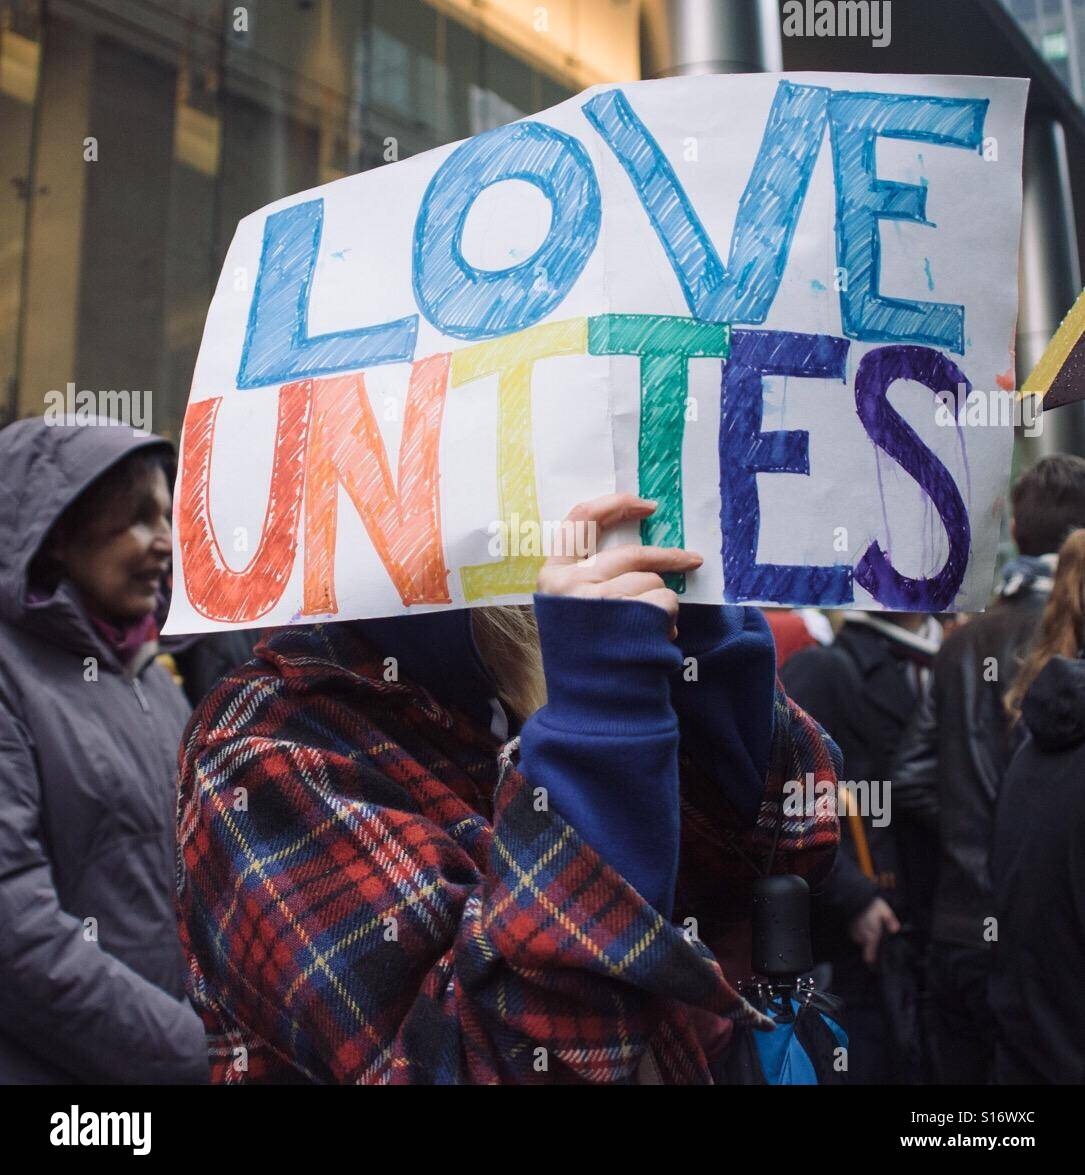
[990,528,1085,1084]
[781,610,941,1083]
[893,454,1085,1084]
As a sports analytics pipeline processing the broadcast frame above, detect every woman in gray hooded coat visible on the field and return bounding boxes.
[0,417,208,1083]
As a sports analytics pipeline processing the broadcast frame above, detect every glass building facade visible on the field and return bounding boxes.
[1003,0,1085,102]
[0,0,637,438]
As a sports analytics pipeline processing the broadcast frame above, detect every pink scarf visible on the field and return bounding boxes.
[88,610,158,667]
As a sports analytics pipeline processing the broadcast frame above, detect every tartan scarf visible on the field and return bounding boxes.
[176,620,839,1084]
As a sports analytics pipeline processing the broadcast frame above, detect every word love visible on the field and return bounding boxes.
[235,80,989,383]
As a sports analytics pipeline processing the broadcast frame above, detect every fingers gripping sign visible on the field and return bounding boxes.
[536,493,703,638]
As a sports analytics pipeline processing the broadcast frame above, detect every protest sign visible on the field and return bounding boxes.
[1022,286,1085,410]
[164,71,1028,634]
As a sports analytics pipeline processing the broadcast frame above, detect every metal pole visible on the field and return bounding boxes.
[640,0,782,79]
[1061,0,1083,105]
[8,0,49,425]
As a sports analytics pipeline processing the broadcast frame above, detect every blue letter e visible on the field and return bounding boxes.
[720,329,853,607]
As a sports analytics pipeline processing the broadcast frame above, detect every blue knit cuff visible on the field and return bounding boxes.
[532,593,683,735]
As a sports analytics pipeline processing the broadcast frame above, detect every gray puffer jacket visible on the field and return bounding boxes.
[0,418,209,1083]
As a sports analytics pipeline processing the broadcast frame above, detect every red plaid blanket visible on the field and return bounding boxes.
[176,621,839,1084]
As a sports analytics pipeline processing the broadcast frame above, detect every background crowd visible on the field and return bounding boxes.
[0,414,1082,1083]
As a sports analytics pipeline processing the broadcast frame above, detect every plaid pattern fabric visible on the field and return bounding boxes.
[176,621,839,1084]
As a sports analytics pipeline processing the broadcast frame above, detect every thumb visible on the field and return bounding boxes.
[862,934,879,968]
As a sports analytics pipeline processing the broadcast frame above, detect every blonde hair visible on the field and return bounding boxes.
[1005,528,1085,722]
[471,605,547,723]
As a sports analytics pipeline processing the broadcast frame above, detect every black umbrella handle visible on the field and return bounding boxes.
[751,874,814,980]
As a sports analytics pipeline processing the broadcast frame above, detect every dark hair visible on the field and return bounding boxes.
[29,448,174,590]
[1011,454,1085,557]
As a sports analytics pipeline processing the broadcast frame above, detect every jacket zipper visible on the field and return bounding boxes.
[130,676,151,713]
[126,667,182,840]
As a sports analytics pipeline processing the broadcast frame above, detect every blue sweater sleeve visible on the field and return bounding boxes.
[669,604,777,824]
[518,594,684,917]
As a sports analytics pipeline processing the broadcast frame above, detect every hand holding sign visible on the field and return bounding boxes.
[537,493,704,635]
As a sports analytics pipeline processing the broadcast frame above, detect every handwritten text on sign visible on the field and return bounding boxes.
[165,73,1028,634]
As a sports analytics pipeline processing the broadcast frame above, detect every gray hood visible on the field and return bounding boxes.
[0,417,172,657]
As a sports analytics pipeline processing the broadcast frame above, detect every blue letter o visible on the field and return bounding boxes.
[412,121,601,340]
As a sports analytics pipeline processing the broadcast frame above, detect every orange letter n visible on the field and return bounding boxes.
[303,353,451,615]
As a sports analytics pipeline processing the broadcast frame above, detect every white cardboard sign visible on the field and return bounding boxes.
[165,72,1028,634]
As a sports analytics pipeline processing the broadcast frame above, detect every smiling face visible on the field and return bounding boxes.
[49,455,173,626]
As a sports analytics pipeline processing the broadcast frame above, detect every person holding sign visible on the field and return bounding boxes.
[168,68,1028,1084]
[175,492,840,1084]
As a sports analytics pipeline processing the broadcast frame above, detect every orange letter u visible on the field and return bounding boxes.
[177,380,311,623]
